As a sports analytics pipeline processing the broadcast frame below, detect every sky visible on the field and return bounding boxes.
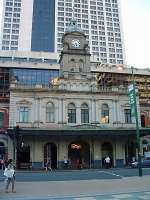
[0,0,150,68]
[120,0,150,68]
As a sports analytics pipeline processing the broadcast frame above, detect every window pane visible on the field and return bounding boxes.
[68,109,76,123]
[101,104,109,123]
[19,107,29,122]
[124,109,131,123]
[81,109,89,123]
[0,112,4,127]
[46,103,55,122]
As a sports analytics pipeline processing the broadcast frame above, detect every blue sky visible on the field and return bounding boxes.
[0,0,150,68]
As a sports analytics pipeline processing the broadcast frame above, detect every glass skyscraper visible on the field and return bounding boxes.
[0,0,125,64]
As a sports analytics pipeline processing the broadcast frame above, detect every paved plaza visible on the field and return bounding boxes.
[0,174,150,200]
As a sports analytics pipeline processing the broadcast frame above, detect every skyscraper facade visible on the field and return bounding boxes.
[0,0,125,64]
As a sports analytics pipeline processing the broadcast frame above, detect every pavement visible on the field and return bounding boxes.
[0,175,150,199]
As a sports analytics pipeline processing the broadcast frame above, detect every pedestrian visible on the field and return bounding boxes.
[45,160,52,171]
[1,159,5,170]
[105,156,111,169]
[63,156,68,169]
[4,159,16,193]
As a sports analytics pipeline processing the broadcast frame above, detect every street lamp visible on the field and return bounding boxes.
[129,66,142,177]
[13,125,22,167]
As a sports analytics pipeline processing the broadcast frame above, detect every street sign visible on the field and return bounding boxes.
[128,84,136,117]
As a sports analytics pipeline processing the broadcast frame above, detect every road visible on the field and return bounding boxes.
[0,168,150,199]
[1,167,150,182]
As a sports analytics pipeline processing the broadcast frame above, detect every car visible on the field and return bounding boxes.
[130,158,150,168]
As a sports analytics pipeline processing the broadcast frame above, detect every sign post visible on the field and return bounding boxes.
[128,82,142,177]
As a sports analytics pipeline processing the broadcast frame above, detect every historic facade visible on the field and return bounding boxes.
[5,20,143,170]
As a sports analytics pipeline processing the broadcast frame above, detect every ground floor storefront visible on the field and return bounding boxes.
[7,127,149,170]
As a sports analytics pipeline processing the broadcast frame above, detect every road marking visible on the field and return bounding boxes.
[98,170,124,178]
[74,198,96,200]
[112,194,133,198]
[138,196,150,200]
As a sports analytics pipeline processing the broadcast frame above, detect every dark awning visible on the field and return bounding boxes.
[7,127,150,137]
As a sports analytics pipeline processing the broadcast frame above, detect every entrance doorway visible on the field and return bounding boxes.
[68,141,90,169]
[44,143,57,169]
[141,114,146,127]
[101,142,113,168]
[17,146,30,169]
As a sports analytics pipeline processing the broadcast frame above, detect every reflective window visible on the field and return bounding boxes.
[101,104,109,123]
[19,107,29,122]
[68,103,76,123]
[31,0,55,52]
[10,69,59,87]
[0,112,4,128]
[124,109,132,124]
[46,102,55,123]
[81,103,89,123]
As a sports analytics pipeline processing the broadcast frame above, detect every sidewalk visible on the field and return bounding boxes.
[0,175,150,199]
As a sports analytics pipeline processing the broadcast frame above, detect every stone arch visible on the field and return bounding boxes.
[68,140,90,169]
[141,138,150,156]
[101,142,113,168]
[17,144,31,169]
[0,141,7,160]
[44,142,57,169]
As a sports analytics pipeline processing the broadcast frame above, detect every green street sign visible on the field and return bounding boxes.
[128,84,136,117]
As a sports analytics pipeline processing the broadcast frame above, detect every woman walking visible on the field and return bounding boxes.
[4,159,16,193]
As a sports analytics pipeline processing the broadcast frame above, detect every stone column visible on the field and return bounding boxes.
[76,106,81,124]
[91,98,96,123]
[58,98,64,124]
[32,140,43,169]
[115,142,124,167]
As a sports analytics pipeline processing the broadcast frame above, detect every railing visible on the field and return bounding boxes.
[10,83,128,94]
[16,121,136,129]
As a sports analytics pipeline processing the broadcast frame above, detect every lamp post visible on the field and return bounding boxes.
[13,125,22,167]
[129,66,142,177]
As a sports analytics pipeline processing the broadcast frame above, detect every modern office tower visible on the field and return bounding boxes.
[0,0,125,64]
[0,0,55,52]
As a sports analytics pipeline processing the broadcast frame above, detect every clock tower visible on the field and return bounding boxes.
[59,19,91,74]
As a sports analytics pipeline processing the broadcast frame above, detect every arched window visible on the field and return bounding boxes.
[81,103,89,123]
[101,104,109,123]
[79,59,84,72]
[68,103,76,123]
[46,102,55,123]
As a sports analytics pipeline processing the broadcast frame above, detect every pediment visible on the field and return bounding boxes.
[122,103,130,108]
[72,124,100,129]
[16,99,32,105]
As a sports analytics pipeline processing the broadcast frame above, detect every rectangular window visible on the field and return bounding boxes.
[19,107,29,122]
[0,112,4,128]
[124,109,132,123]
[68,109,76,123]
[81,109,89,123]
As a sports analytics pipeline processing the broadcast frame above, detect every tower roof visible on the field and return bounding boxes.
[65,18,84,34]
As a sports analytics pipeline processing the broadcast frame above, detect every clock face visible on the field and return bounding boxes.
[71,39,80,48]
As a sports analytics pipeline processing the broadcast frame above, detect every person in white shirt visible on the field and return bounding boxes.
[105,156,111,168]
[63,156,68,169]
[4,159,15,193]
